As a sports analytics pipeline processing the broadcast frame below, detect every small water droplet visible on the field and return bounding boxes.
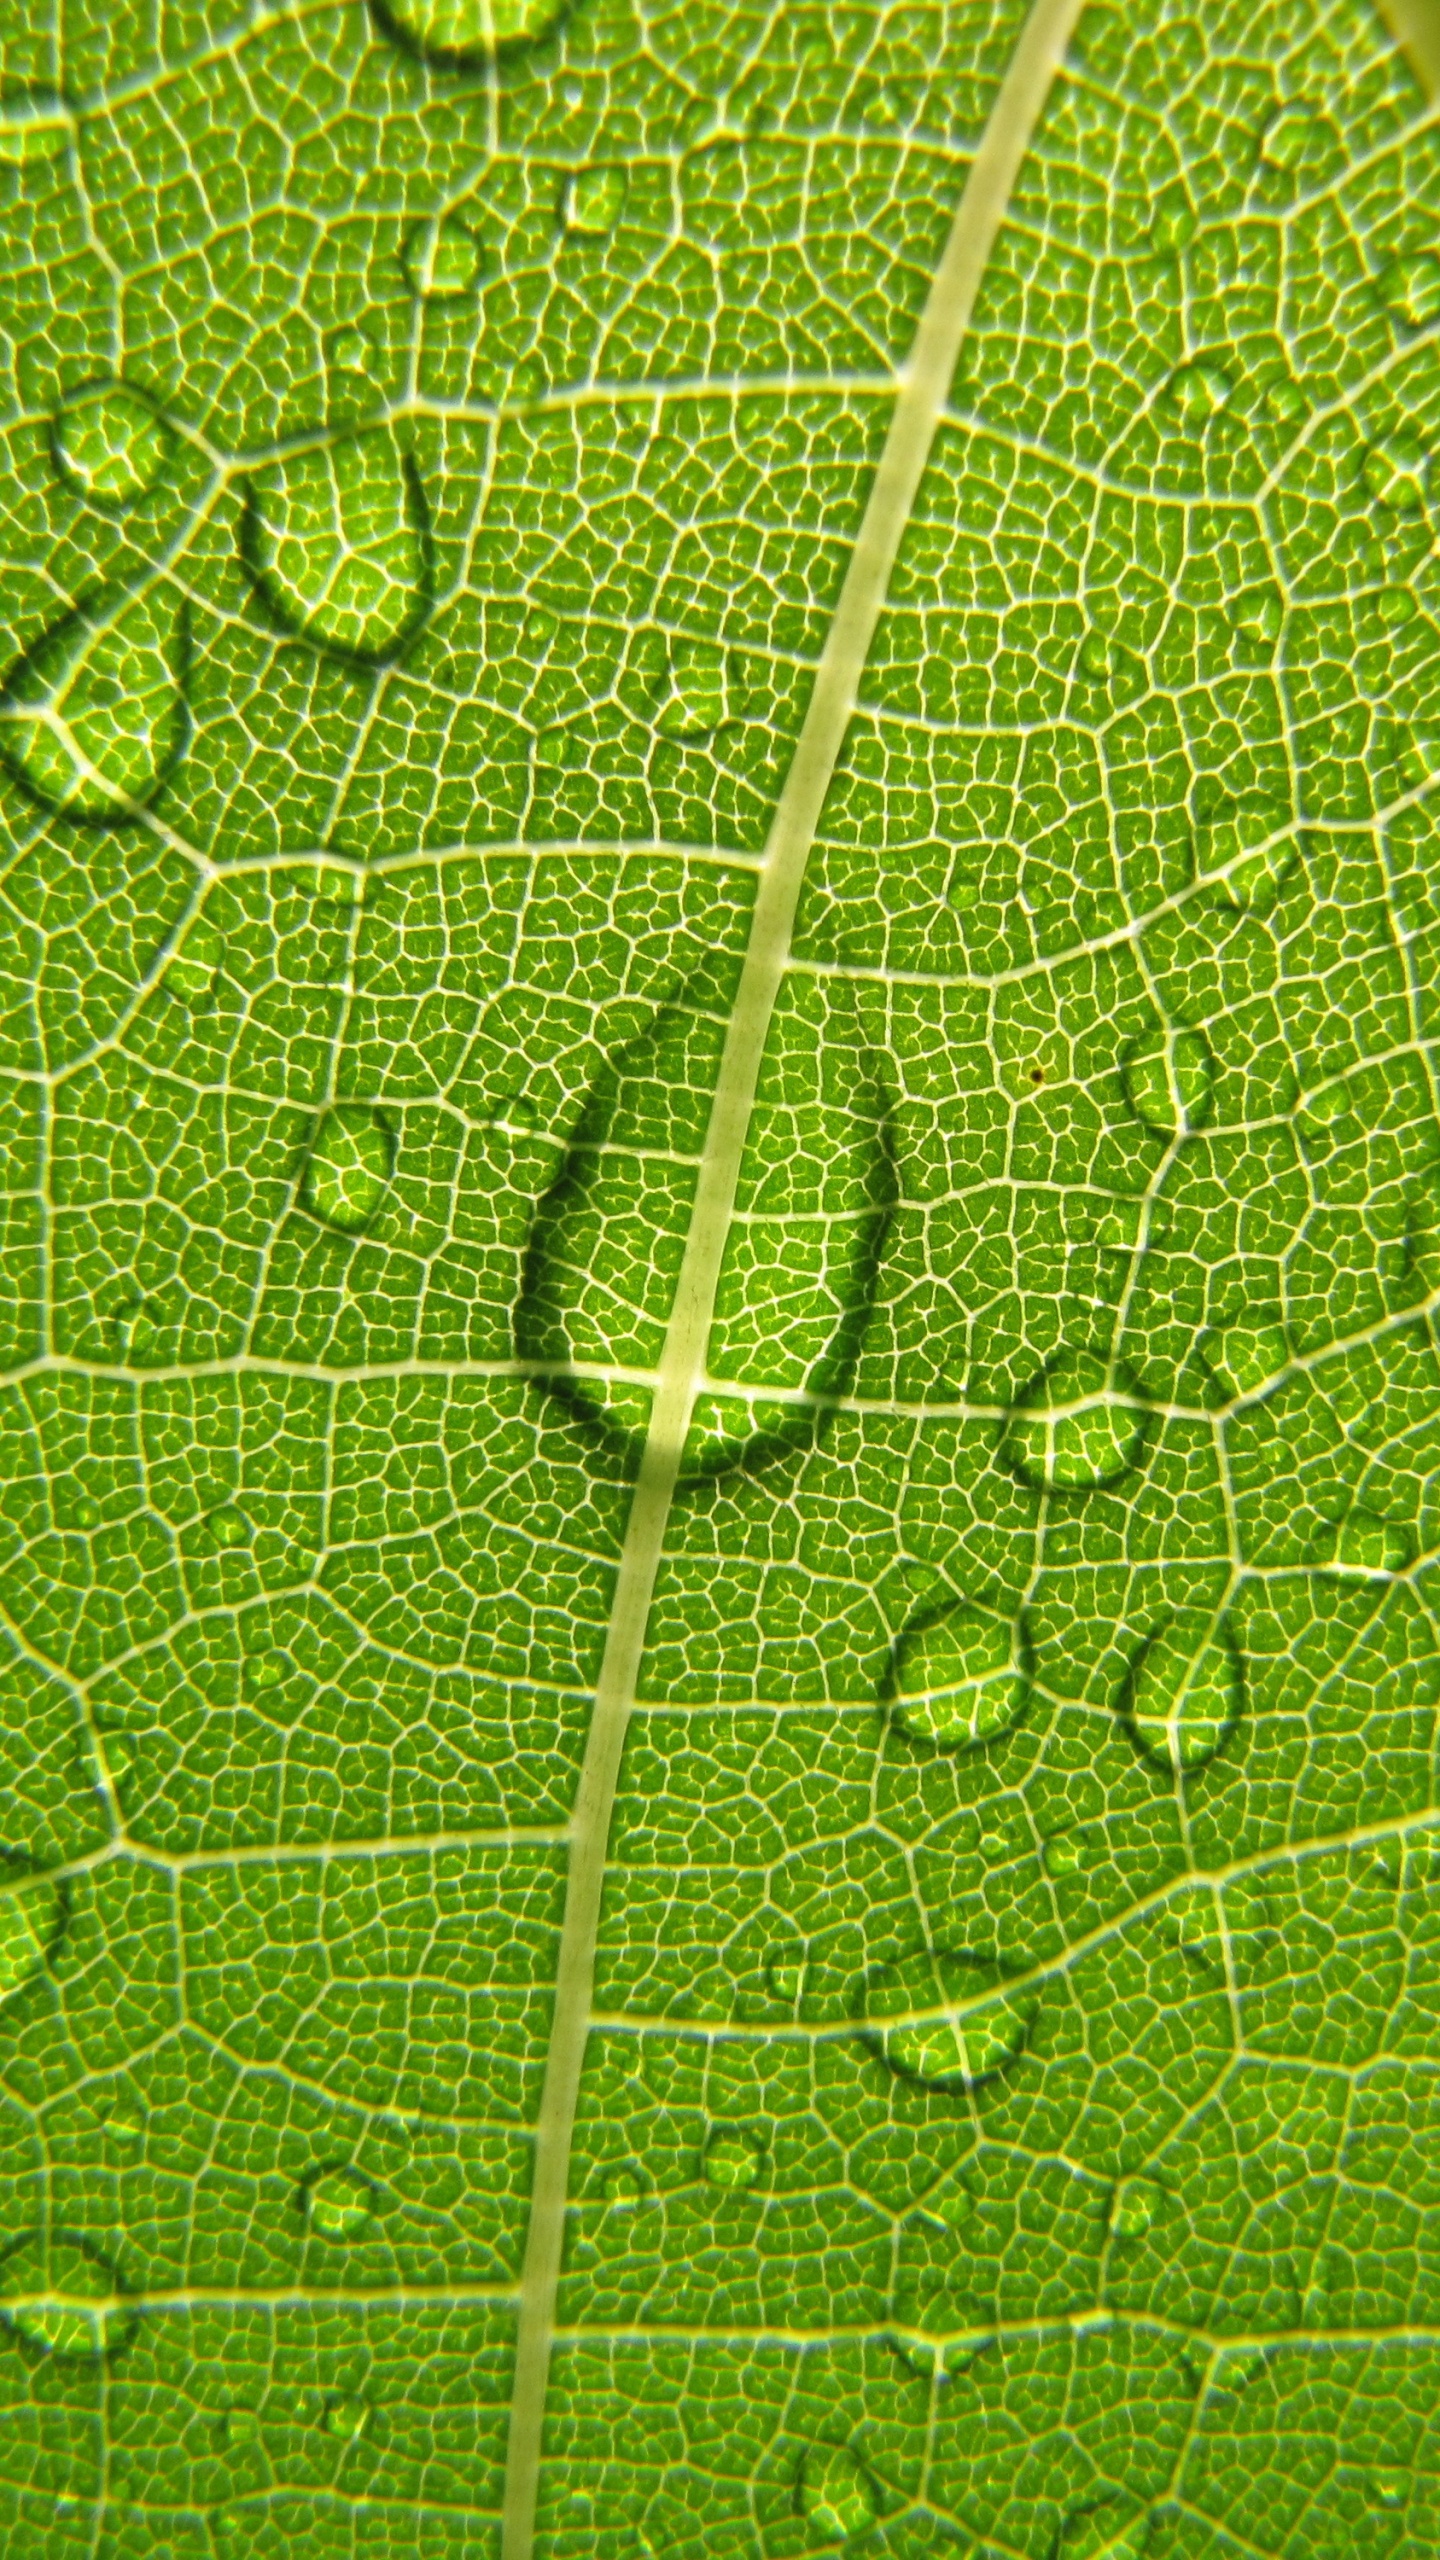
[305,2165,375,2241]
[0,583,189,821]
[1219,2344,1267,2390]
[1227,587,1282,649]
[0,1868,63,2007]
[1126,1619,1241,1775]
[70,1496,100,1530]
[51,384,172,511]
[703,2129,763,2192]
[101,2102,145,2154]
[206,1504,251,1551]
[1001,1348,1148,1492]
[1257,103,1335,172]
[1151,187,1195,251]
[1378,254,1440,329]
[1165,363,1233,426]
[1376,587,1418,629]
[244,1647,290,1700]
[863,1950,1034,2092]
[1204,1323,1287,1400]
[301,1106,394,1234]
[0,89,72,165]
[1043,1825,1107,1880]
[767,1957,805,2005]
[562,166,627,236]
[655,636,727,739]
[324,2393,370,2444]
[223,2408,262,2448]
[1261,374,1307,425]
[887,1603,1027,1749]
[796,2444,878,2543]
[243,428,431,665]
[0,2230,135,2363]
[330,328,373,381]
[1109,2177,1164,2240]
[602,2165,643,2207]
[373,0,566,62]
[1368,2471,1407,2511]
[1334,1508,1413,1575]
[1362,436,1429,513]
[402,215,482,298]
[1123,1027,1214,1138]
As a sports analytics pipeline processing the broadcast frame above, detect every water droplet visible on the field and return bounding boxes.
[1362,437,1429,513]
[1109,2177,1164,2240]
[1334,1508,1413,1575]
[767,1957,805,2005]
[0,1868,63,2007]
[1043,1826,1106,1880]
[51,384,172,511]
[330,328,373,381]
[305,2166,375,2241]
[863,1950,1035,2092]
[1151,188,1195,251]
[1262,375,1307,425]
[1204,1323,1288,1400]
[373,0,566,63]
[1258,103,1335,172]
[69,1496,100,1530]
[1126,1619,1241,1775]
[562,166,627,236]
[206,1504,251,1551]
[100,2102,145,2154]
[0,89,72,165]
[1219,2345,1267,2390]
[1378,254,1440,328]
[602,2165,643,2207]
[244,1647,290,1700]
[223,2409,262,2448]
[913,2166,976,2231]
[0,2230,135,2362]
[1001,1348,1148,1492]
[655,636,727,739]
[0,582,189,821]
[242,428,431,665]
[1368,2471,1407,2511]
[402,215,482,298]
[1164,363,1233,427]
[1228,587,1282,649]
[796,2444,878,2543]
[324,2393,370,2444]
[887,1603,1027,1749]
[301,1106,394,1234]
[703,2129,763,2192]
[1122,1027,1214,1139]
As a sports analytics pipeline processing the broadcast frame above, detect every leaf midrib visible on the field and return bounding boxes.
[498,2,1091,2551]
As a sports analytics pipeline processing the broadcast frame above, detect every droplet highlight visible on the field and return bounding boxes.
[888,1603,1027,1749]
[1362,437,1429,513]
[243,428,431,665]
[703,2128,763,2192]
[1001,1348,1148,1492]
[0,583,189,821]
[0,1868,63,2007]
[403,215,482,298]
[52,384,172,511]
[1108,2177,1164,2240]
[301,1106,394,1234]
[1122,1027,1214,1139]
[796,2444,878,2544]
[863,1950,1035,2092]
[656,636,727,739]
[1165,363,1233,426]
[305,2166,375,2241]
[1378,254,1440,329]
[1126,1619,1241,1774]
[562,167,627,236]
[373,0,566,62]
[0,2230,136,2363]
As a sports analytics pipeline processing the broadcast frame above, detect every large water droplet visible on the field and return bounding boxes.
[0,90,72,165]
[887,1603,1027,1750]
[1165,363,1233,426]
[703,2128,763,2192]
[863,1950,1035,2093]
[402,215,482,299]
[52,384,172,510]
[0,583,189,821]
[1361,437,1429,513]
[0,2230,136,2362]
[796,2445,878,2544]
[301,1106,394,1234]
[1108,2177,1164,2240]
[655,637,728,739]
[562,167,627,236]
[1126,1618,1241,1774]
[242,429,431,665]
[1333,1507,1413,1575]
[1122,1027,1214,1138]
[1203,1323,1288,1401]
[1001,1348,1148,1492]
[304,2166,375,2240]
[0,1867,63,2006]
[372,0,566,62]
[1378,254,1440,329]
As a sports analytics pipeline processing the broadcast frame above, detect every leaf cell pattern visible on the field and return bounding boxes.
[0,0,1437,2554]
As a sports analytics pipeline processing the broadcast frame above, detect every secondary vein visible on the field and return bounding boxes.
[499,5,1089,2552]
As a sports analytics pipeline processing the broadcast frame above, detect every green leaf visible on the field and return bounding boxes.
[1,0,1439,2553]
